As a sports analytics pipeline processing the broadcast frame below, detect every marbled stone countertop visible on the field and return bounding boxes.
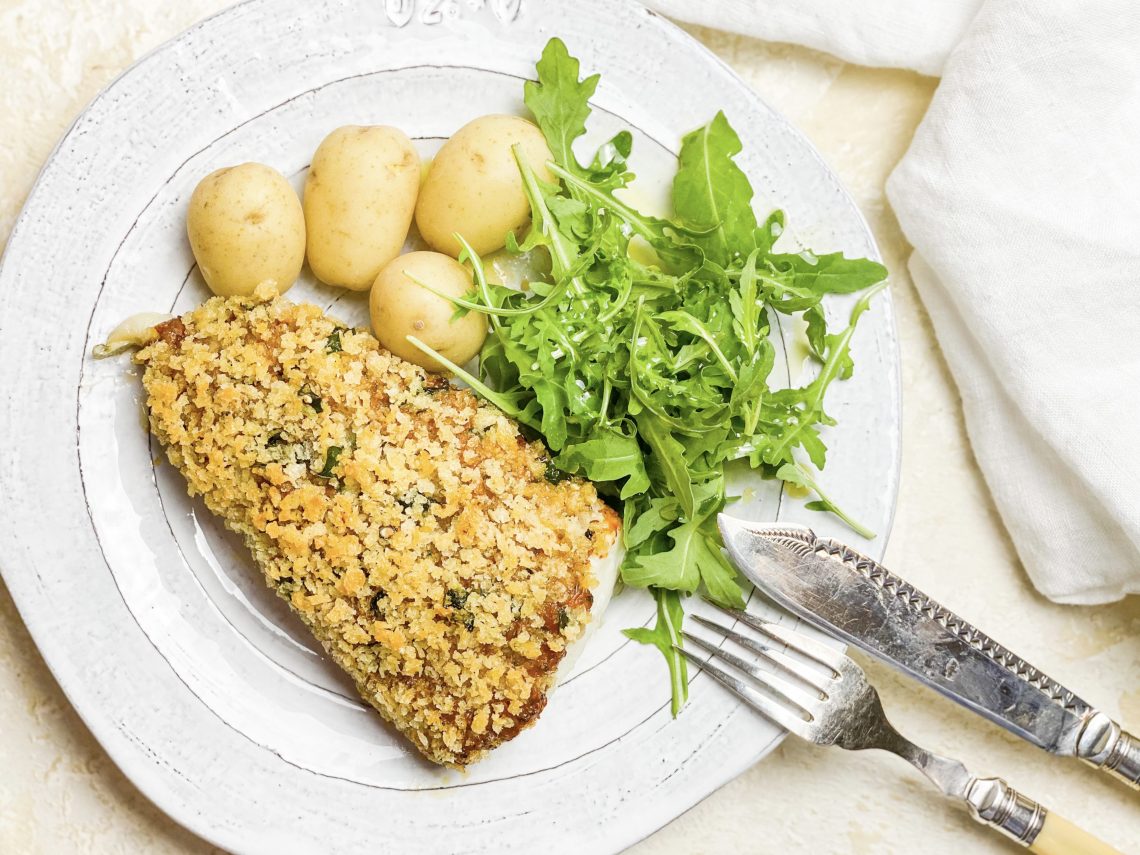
[1,3,1136,852]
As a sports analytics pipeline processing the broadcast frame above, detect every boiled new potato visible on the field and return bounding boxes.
[416,114,555,258]
[370,251,487,372]
[304,126,420,290]
[187,163,305,297]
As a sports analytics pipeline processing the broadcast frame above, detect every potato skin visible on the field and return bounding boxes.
[304,126,420,290]
[370,251,487,372]
[187,163,305,297]
[415,115,554,258]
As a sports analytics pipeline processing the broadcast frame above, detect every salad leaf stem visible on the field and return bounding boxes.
[622,588,688,716]
[777,461,875,540]
[513,146,586,296]
[405,336,525,420]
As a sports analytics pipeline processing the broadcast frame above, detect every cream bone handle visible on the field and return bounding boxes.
[965,777,1123,854]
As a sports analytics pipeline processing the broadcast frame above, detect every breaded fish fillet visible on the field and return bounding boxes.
[133,292,620,766]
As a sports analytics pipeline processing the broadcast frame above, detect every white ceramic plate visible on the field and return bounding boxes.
[0,1,900,852]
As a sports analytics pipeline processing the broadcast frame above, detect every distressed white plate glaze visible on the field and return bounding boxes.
[0,1,900,852]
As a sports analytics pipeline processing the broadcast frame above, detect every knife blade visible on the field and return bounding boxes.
[717,515,1140,789]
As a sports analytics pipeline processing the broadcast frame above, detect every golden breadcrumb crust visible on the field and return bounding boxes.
[135,292,619,766]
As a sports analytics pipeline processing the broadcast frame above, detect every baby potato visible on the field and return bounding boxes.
[187,163,305,297]
[304,125,420,290]
[415,114,555,258]
[370,251,487,372]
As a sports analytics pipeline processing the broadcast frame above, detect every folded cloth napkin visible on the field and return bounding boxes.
[644,0,982,75]
[645,0,1140,603]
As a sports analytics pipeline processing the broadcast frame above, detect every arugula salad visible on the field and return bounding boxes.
[415,38,888,713]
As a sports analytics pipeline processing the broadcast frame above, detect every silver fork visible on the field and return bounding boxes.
[680,604,1122,855]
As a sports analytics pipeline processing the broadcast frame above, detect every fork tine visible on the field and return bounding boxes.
[682,631,822,714]
[706,601,848,673]
[673,645,812,739]
[690,614,833,694]
[759,621,849,673]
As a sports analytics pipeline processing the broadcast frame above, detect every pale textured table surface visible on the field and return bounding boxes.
[1,3,1137,854]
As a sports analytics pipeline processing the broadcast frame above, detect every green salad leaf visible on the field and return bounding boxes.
[524,38,599,174]
[673,110,758,265]
[411,37,889,714]
[622,588,688,716]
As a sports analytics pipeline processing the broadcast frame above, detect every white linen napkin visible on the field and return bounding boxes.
[645,0,1140,603]
[644,0,983,75]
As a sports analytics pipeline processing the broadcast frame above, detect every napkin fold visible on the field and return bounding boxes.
[644,0,983,75]
[645,0,1140,603]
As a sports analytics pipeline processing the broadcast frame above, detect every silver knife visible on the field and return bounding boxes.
[717,516,1140,790]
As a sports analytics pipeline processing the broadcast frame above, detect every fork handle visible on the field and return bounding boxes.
[966,777,1122,854]
[1030,812,1123,855]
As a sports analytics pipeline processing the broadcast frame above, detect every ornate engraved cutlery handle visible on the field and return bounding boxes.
[966,778,1122,854]
[966,777,1046,846]
[1078,713,1140,790]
